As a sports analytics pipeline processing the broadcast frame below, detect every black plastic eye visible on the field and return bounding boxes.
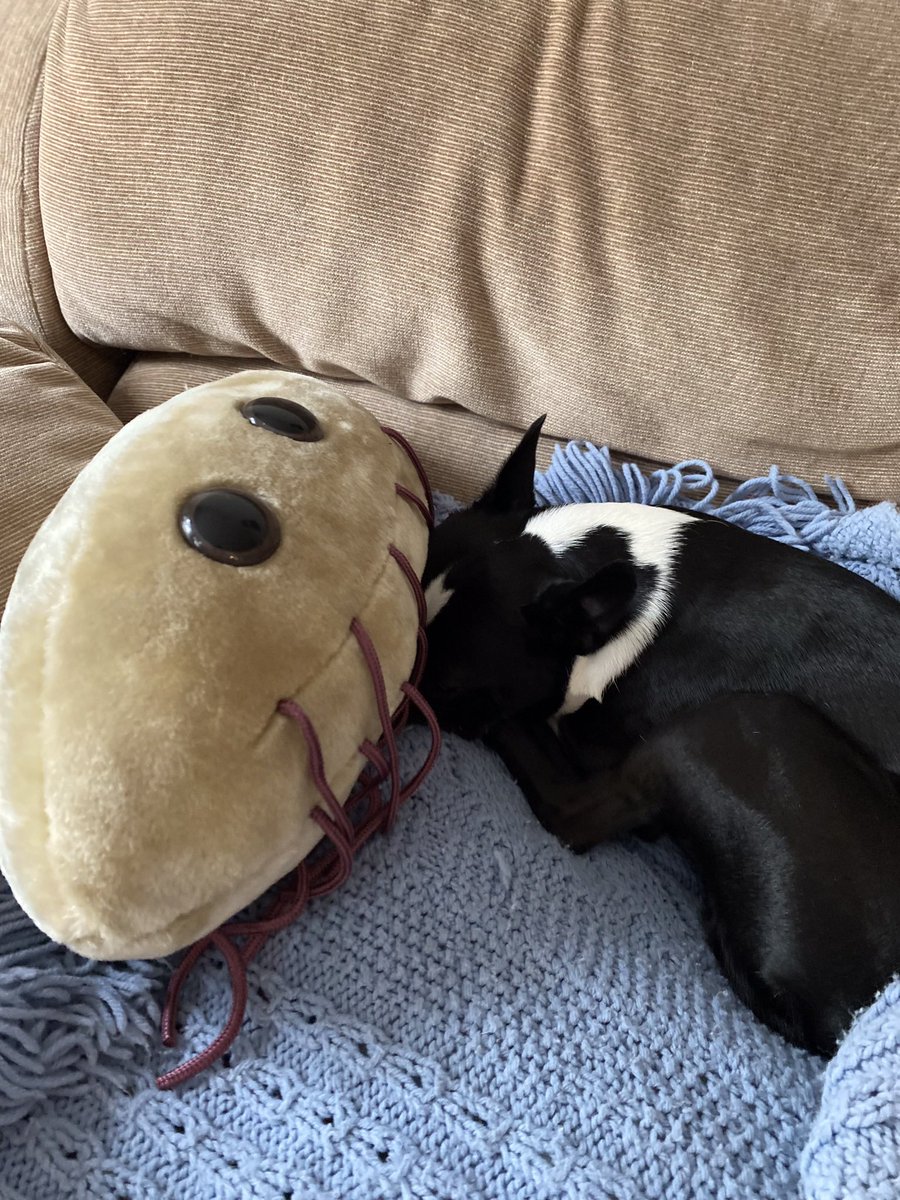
[240,397,323,442]
[179,489,281,566]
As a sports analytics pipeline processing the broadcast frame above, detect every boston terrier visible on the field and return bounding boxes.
[420,419,900,1054]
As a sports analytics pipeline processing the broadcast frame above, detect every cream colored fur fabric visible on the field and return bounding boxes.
[0,371,427,960]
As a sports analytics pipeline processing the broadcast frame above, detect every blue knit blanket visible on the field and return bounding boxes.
[2,444,899,1199]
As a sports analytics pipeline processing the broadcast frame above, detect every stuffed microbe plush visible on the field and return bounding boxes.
[0,370,431,962]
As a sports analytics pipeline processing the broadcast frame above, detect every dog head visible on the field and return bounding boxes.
[421,419,669,738]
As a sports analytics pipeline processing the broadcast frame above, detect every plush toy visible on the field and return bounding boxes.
[0,370,435,977]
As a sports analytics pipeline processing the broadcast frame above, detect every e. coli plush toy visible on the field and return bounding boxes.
[0,370,438,1084]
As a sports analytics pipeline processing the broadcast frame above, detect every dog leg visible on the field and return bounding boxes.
[486,715,662,851]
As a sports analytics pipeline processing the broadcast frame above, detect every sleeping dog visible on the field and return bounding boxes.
[420,419,900,1055]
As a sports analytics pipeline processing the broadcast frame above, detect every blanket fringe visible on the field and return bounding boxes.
[536,442,900,601]
[0,880,165,1125]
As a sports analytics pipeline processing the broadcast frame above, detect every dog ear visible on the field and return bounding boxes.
[524,560,639,656]
[473,415,546,513]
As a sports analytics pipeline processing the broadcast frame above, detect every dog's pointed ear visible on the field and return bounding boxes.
[473,415,546,513]
[524,560,639,656]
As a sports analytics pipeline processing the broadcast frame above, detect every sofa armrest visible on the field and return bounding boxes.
[0,0,127,398]
[0,324,121,614]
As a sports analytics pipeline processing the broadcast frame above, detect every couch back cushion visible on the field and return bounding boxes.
[37,0,900,497]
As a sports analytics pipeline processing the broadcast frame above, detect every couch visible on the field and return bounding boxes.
[2,2,899,1197]
[3,0,900,614]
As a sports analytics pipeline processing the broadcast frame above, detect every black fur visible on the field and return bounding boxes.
[489,695,900,1056]
[424,431,900,776]
[421,425,900,1055]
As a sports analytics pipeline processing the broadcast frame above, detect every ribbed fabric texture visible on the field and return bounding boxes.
[105,352,567,503]
[26,0,900,499]
[2,470,898,1199]
[4,0,900,637]
[0,0,125,396]
[0,326,121,613]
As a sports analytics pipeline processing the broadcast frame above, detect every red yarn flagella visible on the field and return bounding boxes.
[156,430,440,1090]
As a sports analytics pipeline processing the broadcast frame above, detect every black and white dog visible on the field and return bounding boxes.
[420,419,900,1056]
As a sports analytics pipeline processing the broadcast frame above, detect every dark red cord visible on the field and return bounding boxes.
[389,545,426,627]
[349,618,403,829]
[156,427,440,1090]
[382,428,435,526]
[395,484,432,529]
[275,700,355,846]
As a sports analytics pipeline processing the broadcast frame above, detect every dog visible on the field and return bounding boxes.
[420,420,900,1054]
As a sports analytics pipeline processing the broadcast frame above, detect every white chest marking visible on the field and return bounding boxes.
[425,571,454,623]
[525,504,697,711]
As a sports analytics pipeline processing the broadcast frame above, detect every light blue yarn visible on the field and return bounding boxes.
[801,979,900,1200]
[1,446,899,1198]
[0,878,166,1129]
[536,440,900,601]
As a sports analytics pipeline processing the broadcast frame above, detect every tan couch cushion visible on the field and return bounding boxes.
[0,324,121,612]
[0,0,126,398]
[34,0,900,500]
[108,353,563,502]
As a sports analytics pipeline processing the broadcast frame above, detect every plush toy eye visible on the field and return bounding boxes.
[179,489,281,566]
[240,397,324,442]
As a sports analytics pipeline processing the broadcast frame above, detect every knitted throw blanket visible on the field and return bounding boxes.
[2,444,899,1199]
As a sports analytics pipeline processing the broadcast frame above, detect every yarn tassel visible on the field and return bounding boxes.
[536,441,900,602]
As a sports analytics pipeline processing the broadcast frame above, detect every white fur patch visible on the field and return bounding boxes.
[425,572,454,623]
[525,504,697,711]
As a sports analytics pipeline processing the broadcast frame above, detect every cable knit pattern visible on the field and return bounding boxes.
[2,456,899,1198]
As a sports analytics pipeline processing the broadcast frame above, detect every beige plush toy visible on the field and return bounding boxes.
[0,370,432,965]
